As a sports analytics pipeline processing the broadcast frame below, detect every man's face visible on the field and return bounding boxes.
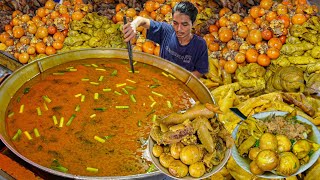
[172,12,193,39]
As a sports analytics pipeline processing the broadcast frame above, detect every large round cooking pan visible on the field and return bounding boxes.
[0,48,215,179]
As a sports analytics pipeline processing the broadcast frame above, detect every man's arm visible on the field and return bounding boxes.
[123,16,151,42]
[192,70,203,78]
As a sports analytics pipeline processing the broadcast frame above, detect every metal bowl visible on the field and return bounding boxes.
[0,48,215,179]
[231,111,320,179]
[148,136,231,179]
[147,137,231,180]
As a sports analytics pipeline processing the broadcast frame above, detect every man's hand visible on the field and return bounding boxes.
[123,21,137,43]
[122,16,151,42]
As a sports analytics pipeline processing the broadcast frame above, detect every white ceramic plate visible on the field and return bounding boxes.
[231,111,320,179]
[148,137,231,180]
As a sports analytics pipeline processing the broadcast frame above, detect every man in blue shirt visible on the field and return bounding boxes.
[123,1,208,78]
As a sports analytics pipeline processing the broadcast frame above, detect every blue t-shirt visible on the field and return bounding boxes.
[147,20,209,74]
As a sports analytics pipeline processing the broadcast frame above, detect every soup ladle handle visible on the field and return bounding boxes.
[123,16,135,74]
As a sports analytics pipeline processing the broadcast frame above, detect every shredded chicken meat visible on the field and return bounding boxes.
[258,116,312,140]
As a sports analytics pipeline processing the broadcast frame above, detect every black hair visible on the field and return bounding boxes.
[172,1,198,24]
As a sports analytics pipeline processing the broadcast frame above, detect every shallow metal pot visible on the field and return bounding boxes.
[0,48,214,179]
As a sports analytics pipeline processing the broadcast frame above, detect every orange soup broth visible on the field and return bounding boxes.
[5,59,197,177]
